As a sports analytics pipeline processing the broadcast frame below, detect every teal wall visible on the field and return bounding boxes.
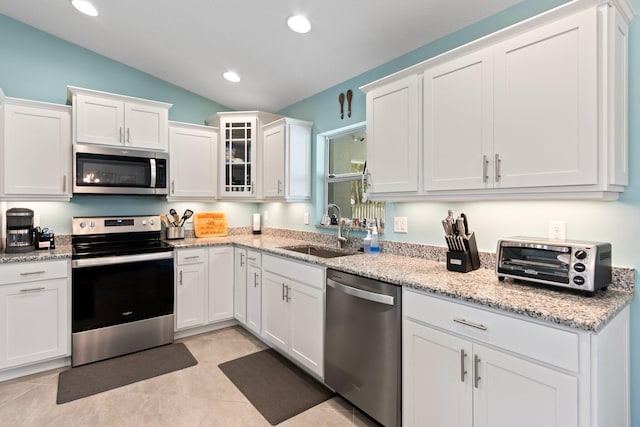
[1,1,639,424]
[0,13,259,230]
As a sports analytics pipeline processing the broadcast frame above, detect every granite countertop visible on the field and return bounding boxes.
[1,233,633,332]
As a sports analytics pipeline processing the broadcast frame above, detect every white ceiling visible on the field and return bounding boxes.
[0,0,524,112]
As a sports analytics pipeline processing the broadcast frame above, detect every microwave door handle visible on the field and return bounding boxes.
[150,158,157,188]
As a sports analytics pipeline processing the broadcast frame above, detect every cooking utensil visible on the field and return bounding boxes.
[169,209,180,226]
[346,89,353,118]
[160,214,171,228]
[338,92,345,119]
[179,209,194,226]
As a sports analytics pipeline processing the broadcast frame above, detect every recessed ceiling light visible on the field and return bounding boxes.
[223,71,240,83]
[71,0,99,17]
[287,15,311,34]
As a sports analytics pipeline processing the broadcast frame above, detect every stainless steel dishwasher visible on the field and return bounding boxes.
[325,269,401,427]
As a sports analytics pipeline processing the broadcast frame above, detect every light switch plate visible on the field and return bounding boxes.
[304,212,309,225]
[394,217,408,233]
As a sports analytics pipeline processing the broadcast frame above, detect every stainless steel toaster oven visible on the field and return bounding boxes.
[496,237,611,292]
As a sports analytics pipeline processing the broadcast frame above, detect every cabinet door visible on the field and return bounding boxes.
[2,104,71,198]
[246,264,262,335]
[493,8,598,189]
[0,278,69,369]
[220,117,257,197]
[233,248,247,324]
[169,125,218,199]
[263,122,285,199]
[473,344,578,427]
[261,271,289,353]
[288,280,324,377]
[75,94,124,146]
[424,49,494,191]
[124,102,168,151]
[403,319,472,427]
[366,74,419,194]
[208,247,234,323]
[175,262,207,330]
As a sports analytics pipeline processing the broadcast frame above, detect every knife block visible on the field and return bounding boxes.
[446,232,481,273]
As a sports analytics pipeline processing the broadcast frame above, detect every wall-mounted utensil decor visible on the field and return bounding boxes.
[338,92,345,119]
[346,89,353,118]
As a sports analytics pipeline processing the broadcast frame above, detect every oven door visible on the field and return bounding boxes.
[497,242,571,285]
[72,251,174,333]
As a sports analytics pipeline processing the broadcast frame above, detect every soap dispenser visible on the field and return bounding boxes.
[370,225,380,253]
[363,229,372,253]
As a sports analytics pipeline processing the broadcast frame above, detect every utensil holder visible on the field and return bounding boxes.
[446,232,481,273]
[165,227,184,240]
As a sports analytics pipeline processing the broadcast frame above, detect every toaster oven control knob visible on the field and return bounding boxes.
[573,276,586,286]
[574,263,586,273]
[89,221,95,228]
[79,221,86,229]
[574,250,587,260]
[149,219,155,226]
[142,219,147,226]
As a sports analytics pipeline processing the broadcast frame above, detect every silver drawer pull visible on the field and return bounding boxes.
[247,256,257,261]
[20,287,46,293]
[20,271,46,276]
[453,318,487,331]
[474,354,481,388]
[460,349,467,382]
[184,256,200,260]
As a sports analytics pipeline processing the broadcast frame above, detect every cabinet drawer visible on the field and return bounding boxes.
[247,250,261,268]
[0,260,68,286]
[403,288,580,372]
[262,255,325,290]
[176,248,206,265]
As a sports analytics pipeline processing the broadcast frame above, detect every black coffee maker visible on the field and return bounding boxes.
[5,208,35,253]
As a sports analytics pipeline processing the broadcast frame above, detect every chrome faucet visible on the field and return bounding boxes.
[325,203,347,248]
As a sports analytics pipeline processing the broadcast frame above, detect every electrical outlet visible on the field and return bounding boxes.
[33,214,41,228]
[304,212,309,225]
[394,217,408,233]
[548,220,566,240]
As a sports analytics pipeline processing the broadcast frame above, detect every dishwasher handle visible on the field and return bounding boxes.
[327,278,395,306]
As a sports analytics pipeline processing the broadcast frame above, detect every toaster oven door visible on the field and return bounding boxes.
[497,243,571,284]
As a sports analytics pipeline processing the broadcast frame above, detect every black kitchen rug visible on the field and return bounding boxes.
[219,349,335,425]
[56,343,197,404]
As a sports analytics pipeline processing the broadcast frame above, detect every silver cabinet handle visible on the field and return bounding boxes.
[460,349,467,382]
[453,318,487,331]
[171,180,175,194]
[482,155,489,183]
[247,256,257,261]
[179,270,183,285]
[277,179,282,194]
[253,272,259,287]
[251,181,255,195]
[184,256,200,260]
[474,354,481,388]
[20,287,46,293]
[285,285,291,302]
[63,175,67,192]
[20,270,46,276]
[240,253,245,267]
[119,127,124,143]
[127,128,131,144]
[281,282,286,301]
[494,153,501,182]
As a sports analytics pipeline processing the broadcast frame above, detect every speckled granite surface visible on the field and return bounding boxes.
[0,228,633,332]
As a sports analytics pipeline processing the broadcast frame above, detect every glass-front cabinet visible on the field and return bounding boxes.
[222,117,256,196]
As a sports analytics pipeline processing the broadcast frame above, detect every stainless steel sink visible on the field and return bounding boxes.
[280,244,356,258]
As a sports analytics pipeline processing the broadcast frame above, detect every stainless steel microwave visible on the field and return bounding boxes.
[73,145,168,195]
[496,237,611,292]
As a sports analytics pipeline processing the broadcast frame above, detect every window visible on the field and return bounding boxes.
[325,126,384,227]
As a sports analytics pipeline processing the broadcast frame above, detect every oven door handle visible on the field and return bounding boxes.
[72,251,174,268]
[327,278,395,306]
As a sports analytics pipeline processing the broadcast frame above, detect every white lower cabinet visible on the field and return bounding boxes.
[175,248,208,330]
[175,246,234,331]
[403,288,630,427]
[262,254,325,378]
[0,260,70,370]
[245,251,262,335]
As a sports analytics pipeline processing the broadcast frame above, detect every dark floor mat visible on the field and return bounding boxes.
[57,343,197,404]
[218,349,335,425]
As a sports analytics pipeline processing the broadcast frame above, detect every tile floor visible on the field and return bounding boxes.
[0,326,380,426]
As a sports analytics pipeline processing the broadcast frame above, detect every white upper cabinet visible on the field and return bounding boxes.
[363,74,420,196]
[492,8,598,190]
[0,93,71,200]
[262,118,312,201]
[363,0,632,201]
[423,48,494,191]
[168,121,218,200]
[68,86,171,152]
